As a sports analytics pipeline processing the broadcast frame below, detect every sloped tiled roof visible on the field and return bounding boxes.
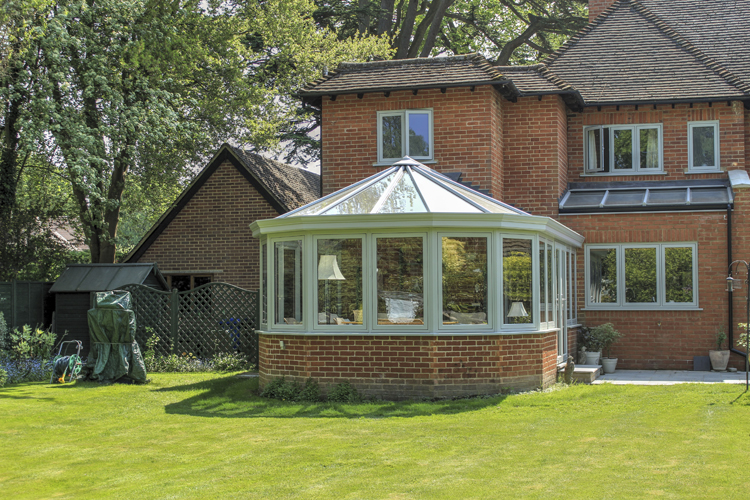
[125,144,320,263]
[544,0,750,105]
[493,64,573,94]
[300,54,507,97]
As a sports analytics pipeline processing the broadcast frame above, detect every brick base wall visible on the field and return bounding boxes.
[259,333,559,400]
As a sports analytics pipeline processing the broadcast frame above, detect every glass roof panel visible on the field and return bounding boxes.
[290,175,384,217]
[646,189,688,205]
[562,190,606,208]
[411,169,482,213]
[377,170,427,213]
[604,190,646,206]
[690,187,729,204]
[324,171,397,215]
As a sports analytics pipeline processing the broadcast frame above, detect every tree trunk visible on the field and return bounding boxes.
[394,0,420,59]
[0,57,22,219]
[418,0,454,57]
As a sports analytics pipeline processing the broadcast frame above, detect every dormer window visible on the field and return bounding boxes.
[377,109,433,164]
[584,124,663,175]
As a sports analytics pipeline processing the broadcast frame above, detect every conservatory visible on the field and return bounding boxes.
[250,157,584,398]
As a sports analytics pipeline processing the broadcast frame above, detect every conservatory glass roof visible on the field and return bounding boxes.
[282,157,528,217]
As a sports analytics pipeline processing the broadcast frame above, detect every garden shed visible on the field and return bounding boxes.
[50,263,168,357]
[250,158,584,399]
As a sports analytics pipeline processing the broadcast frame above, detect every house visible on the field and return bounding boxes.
[251,0,750,397]
[125,144,320,291]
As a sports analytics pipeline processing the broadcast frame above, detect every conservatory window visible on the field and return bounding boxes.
[586,243,697,308]
[688,121,720,171]
[584,124,662,174]
[567,249,577,325]
[316,238,364,326]
[376,236,424,325]
[274,240,303,325]
[261,243,267,326]
[377,109,433,163]
[503,238,533,325]
[441,235,489,326]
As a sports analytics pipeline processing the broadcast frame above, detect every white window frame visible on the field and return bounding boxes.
[270,236,306,331]
[499,234,537,330]
[585,242,699,310]
[687,120,720,172]
[583,124,664,174]
[377,109,434,164]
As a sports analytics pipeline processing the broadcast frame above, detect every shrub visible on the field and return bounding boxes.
[9,325,56,362]
[297,378,321,402]
[260,377,321,402]
[0,358,54,384]
[327,381,362,403]
[0,312,8,353]
[0,367,7,387]
[0,323,57,385]
[210,352,252,372]
[588,323,622,358]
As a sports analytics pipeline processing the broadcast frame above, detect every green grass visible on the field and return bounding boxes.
[1,374,750,499]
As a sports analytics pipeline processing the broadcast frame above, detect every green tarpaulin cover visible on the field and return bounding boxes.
[84,291,148,383]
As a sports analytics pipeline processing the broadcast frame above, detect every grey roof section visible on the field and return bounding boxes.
[545,0,750,105]
[493,64,573,94]
[230,147,320,211]
[300,54,507,97]
[559,179,733,213]
[50,264,168,293]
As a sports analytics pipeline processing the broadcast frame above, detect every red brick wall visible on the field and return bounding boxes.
[567,102,746,181]
[502,95,568,217]
[136,160,278,290]
[321,86,504,198]
[562,211,734,369]
[589,0,615,21]
[259,333,559,399]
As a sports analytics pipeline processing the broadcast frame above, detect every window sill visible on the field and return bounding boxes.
[579,171,667,178]
[582,306,702,311]
[685,169,722,175]
[373,159,436,167]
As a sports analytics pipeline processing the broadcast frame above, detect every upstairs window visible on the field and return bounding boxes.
[584,124,663,174]
[377,109,433,163]
[688,121,720,172]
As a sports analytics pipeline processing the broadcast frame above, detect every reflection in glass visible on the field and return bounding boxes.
[317,239,363,325]
[547,243,554,324]
[382,115,403,159]
[692,126,716,167]
[410,169,481,213]
[442,237,488,325]
[274,240,303,324]
[408,113,430,157]
[587,128,603,171]
[613,129,633,169]
[665,247,693,303]
[589,248,617,303]
[540,242,547,323]
[261,243,267,325]
[378,171,427,213]
[625,247,657,303]
[377,237,424,325]
[503,238,533,324]
[640,128,659,169]
[325,171,397,215]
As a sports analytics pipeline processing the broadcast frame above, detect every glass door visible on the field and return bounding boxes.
[557,248,568,363]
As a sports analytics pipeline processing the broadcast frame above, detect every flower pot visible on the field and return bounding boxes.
[585,351,601,365]
[709,350,730,371]
[602,357,618,374]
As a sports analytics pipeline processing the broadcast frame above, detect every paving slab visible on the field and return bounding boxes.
[593,370,750,385]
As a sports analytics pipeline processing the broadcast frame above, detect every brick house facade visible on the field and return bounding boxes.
[251,0,750,397]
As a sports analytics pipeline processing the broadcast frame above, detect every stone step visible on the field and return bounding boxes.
[559,364,602,384]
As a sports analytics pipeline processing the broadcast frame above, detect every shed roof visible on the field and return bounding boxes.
[50,263,168,293]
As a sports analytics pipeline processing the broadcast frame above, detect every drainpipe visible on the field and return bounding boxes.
[727,203,748,360]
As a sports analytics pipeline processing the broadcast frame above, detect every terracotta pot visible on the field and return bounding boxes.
[585,351,601,365]
[602,357,618,374]
[709,350,730,371]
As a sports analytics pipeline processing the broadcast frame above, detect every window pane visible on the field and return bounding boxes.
[325,171,397,215]
[640,128,660,169]
[408,113,430,157]
[317,239,363,325]
[547,243,554,324]
[589,248,617,303]
[539,242,547,323]
[503,238,533,324]
[567,251,574,321]
[381,115,403,159]
[377,170,427,213]
[587,128,602,171]
[624,248,657,303]
[261,244,267,324]
[377,237,423,325]
[692,126,716,167]
[274,240,303,325]
[665,247,693,303]
[613,129,633,170]
[442,237,488,325]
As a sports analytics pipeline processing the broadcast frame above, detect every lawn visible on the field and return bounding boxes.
[1,374,749,499]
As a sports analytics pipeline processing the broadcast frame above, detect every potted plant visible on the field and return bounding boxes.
[580,326,603,365]
[709,327,730,371]
[594,323,622,374]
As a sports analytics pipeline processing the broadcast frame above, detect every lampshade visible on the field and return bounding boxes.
[507,301,529,318]
[318,255,345,280]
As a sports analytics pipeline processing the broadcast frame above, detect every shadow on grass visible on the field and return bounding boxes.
[158,375,507,419]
